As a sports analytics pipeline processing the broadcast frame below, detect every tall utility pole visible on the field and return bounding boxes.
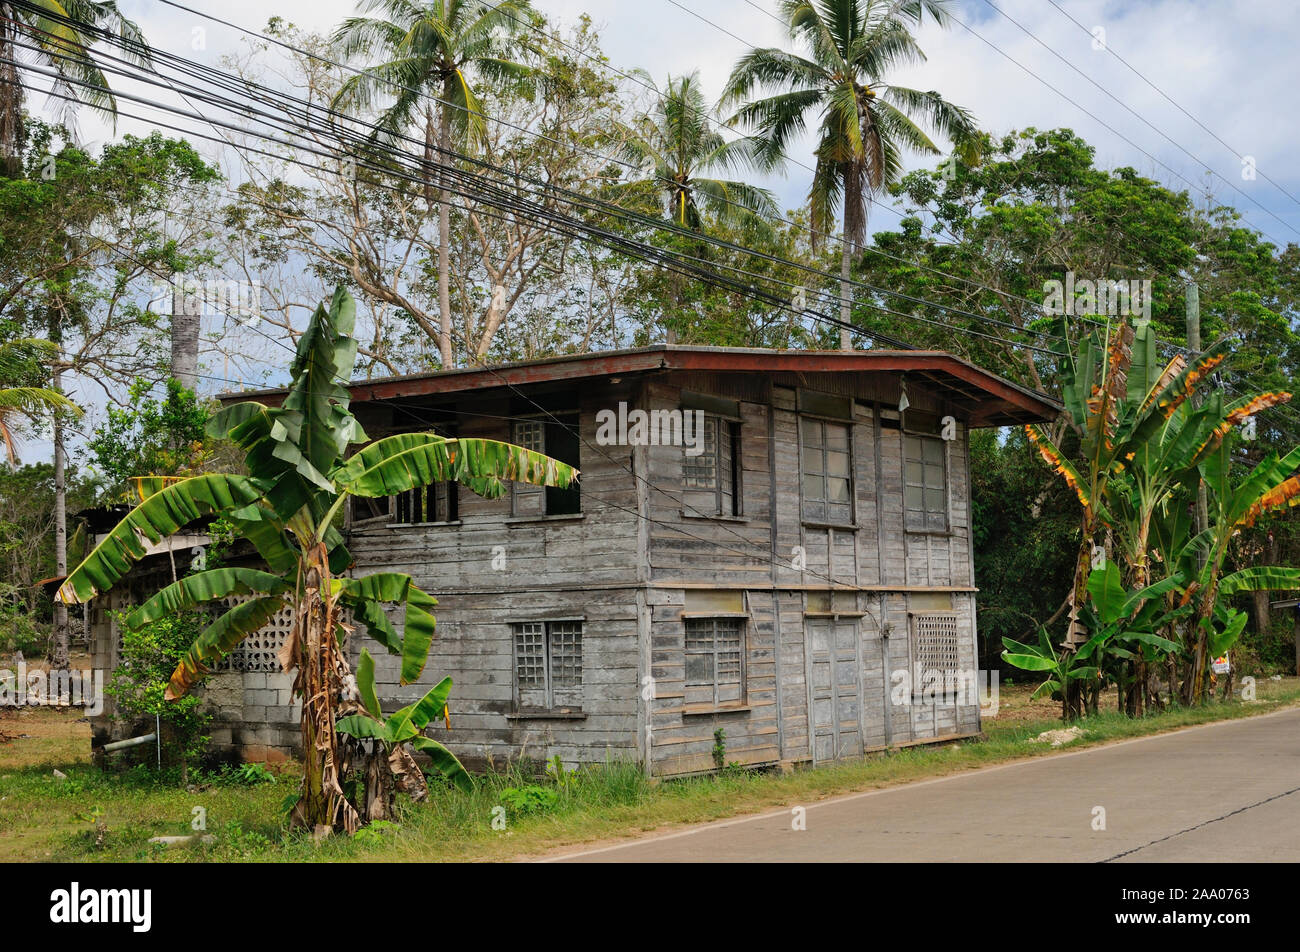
[1186,282,1209,553]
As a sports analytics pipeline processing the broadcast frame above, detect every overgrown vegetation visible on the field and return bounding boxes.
[1005,321,1300,718]
[4,679,1297,862]
[103,611,213,777]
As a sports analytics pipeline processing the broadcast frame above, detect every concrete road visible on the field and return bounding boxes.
[549,708,1300,862]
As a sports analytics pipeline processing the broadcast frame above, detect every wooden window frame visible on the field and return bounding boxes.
[511,413,581,517]
[902,430,949,533]
[799,415,855,526]
[909,611,961,701]
[684,616,747,710]
[512,619,584,714]
[681,412,743,518]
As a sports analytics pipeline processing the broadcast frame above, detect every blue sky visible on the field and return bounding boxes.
[19,0,1300,463]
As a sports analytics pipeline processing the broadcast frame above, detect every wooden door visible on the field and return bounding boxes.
[808,618,863,762]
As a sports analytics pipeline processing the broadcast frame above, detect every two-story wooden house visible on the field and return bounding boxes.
[86,344,1058,776]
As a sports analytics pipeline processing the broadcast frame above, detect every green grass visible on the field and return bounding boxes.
[3,677,1298,862]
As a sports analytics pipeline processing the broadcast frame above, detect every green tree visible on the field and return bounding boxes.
[723,0,976,349]
[86,378,211,498]
[58,286,577,832]
[1,123,220,668]
[104,611,212,777]
[331,0,538,368]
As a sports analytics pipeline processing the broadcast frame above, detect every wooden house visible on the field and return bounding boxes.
[86,345,1058,775]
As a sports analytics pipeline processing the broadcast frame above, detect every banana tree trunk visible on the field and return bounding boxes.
[290,548,359,834]
[1187,585,1217,705]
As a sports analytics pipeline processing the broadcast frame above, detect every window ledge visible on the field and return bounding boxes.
[506,711,587,721]
[349,519,462,532]
[904,529,954,538]
[505,513,586,525]
[801,522,859,531]
[680,511,748,523]
[682,704,751,716]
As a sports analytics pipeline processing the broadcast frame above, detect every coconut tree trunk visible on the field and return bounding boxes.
[170,282,199,390]
[436,97,454,369]
[49,310,70,669]
[0,9,23,178]
[838,236,853,351]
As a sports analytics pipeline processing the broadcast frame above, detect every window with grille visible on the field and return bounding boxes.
[513,620,583,712]
[684,617,745,707]
[910,613,960,698]
[904,434,948,531]
[800,418,853,524]
[512,414,581,516]
[682,414,741,517]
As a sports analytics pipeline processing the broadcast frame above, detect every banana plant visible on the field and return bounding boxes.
[1003,564,1183,720]
[335,648,469,820]
[56,286,578,832]
[1075,561,1185,713]
[1025,321,1235,648]
[1001,626,1100,722]
[1176,441,1300,702]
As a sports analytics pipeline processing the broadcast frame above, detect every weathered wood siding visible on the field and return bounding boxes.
[85,365,987,775]
[348,387,643,769]
[640,370,983,776]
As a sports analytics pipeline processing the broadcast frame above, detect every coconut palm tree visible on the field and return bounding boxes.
[0,0,150,175]
[619,70,777,231]
[0,337,80,467]
[722,0,977,349]
[330,0,537,370]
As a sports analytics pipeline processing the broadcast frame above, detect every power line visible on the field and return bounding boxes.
[1042,0,1300,212]
[946,5,1299,246]
[977,0,1300,242]
[16,2,1298,440]
[142,0,1067,347]
[5,6,1073,356]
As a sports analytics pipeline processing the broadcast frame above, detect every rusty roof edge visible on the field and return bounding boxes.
[217,343,1061,420]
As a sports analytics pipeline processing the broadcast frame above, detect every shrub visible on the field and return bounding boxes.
[104,611,211,775]
[499,784,559,816]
